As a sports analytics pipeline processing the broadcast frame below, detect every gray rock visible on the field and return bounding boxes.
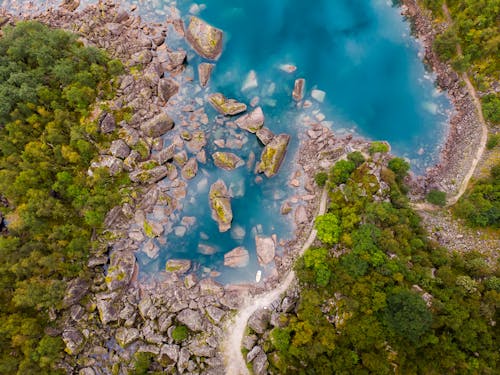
[158,313,174,332]
[174,150,189,167]
[256,127,275,145]
[184,274,198,289]
[235,106,264,133]
[295,205,308,224]
[189,337,217,357]
[177,309,204,332]
[138,188,159,211]
[242,334,258,351]
[209,179,233,232]
[141,113,174,138]
[252,351,269,375]
[158,78,179,103]
[248,308,271,334]
[212,152,244,171]
[246,345,262,363]
[293,78,305,101]
[160,344,179,364]
[224,246,249,268]
[153,144,176,165]
[198,62,214,87]
[186,131,207,153]
[99,112,116,133]
[185,16,223,60]
[138,295,159,320]
[110,139,130,159]
[205,306,225,323]
[137,344,160,355]
[199,278,224,295]
[280,201,292,215]
[91,155,123,176]
[131,50,152,65]
[168,50,186,67]
[177,347,191,373]
[115,327,140,347]
[181,158,198,180]
[220,291,243,309]
[166,259,191,274]
[60,0,80,12]
[63,278,89,308]
[78,368,95,375]
[96,296,119,325]
[129,165,169,184]
[62,328,84,355]
[255,236,275,265]
[281,296,296,313]
[208,93,247,116]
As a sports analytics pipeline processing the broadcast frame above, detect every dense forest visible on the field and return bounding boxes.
[0,22,126,373]
[265,153,499,374]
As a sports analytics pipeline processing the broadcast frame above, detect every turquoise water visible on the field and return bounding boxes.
[5,0,450,284]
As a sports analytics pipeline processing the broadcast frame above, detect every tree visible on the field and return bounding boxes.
[315,213,341,245]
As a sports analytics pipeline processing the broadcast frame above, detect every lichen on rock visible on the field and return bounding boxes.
[208,93,247,116]
[209,179,233,232]
[185,16,223,60]
[212,152,244,171]
[257,134,291,177]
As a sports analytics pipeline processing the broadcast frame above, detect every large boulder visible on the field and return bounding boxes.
[235,107,264,133]
[153,144,176,165]
[292,78,305,101]
[62,278,89,308]
[140,113,174,137]
[177,309,204,332]
[198,62,214,87]
[185,16,223,60]
[256,127,275,145]
[115,327,140,347]
[224,246,250,268]
[256,134,290,177]
[110,139,131,159]
[255,236,275,265]
[209,180,233,232]
[158,78,179,103]
[106,250,136,291]
[95,295,119,325]
[248,308,271,334]
[99,112,116,133]
[129,165,169,184]
[208,93,247,116]
[91,155,123,176]
[62,328,84,355]
[212,152,244,171]
[181,158,198,180]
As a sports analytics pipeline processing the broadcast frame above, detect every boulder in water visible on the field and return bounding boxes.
[185,16,223,60]
[255,236,275,265]
[209,179,233,232]
[208,93,247,116]
[255,127,275,145]
[141,113,174,137]
[293,78,305,101]
[198,63,214,87]
[212,152,244,171]
[256,134,290,177]
[165,259,191,274]
[235,107,264,133]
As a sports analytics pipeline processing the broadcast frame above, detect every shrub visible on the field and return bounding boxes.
[315,213,341,245]
[369,141,389,155]
[330,160,356,185]
[172,325,189,342]
[347,151,365,167]
[426,190,447,206]
[482,94,500,125]
[314,171,328,187]
[388,157,410,180]
[486,133,499,150]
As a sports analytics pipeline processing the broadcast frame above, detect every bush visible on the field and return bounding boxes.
[426,190,447,206]
[172,325,189,342]
[388,157,410,181]
[314,171,328,187]
[315,213,341,245]
[482,94,500,125]
[368,141,389,155]
[330,160,356,185]
[347,151,365,167]
[486,133,500,150]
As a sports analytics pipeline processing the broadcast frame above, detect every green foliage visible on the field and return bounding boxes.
[172,325,189,342]
[314,171,328,187]
[426,189,447,206]
[315,213,341,245]
[329,159,356,185]
[347,151,365,167]
[455,163,500,227]
[388,157,410,180]
[486,133,500,149]
[267,156,499,374]
[0,22,125,373]
[482,93,500,124]
[368,141,389,154]
[131,352,153,375]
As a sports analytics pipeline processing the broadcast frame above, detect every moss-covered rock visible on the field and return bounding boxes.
[185,16,223,60]
[212,151,244,170]
[235,106,265,133]
[208,93,247,116]
[257,134,290,178]
[209,179,233,232]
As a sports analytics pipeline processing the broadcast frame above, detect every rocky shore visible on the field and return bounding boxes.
[400,0,484,198]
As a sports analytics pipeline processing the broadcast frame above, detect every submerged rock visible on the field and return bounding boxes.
[224,246,250,268]
[293,78,305,101]
[256,134,291,177]
[141,113,175,137]
[212,152,244,171]
[198,62,214,87]
[158,78,179,103]
[255,236,275,265]
[235,106,264,133]
[209,179,233,232]
[185,16,223,60]
[208,93,247,116]
[255,127,274,145]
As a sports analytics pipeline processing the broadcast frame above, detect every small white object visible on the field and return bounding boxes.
[255,270,262,283]
[311,89,326,103]
[242,70,258,91]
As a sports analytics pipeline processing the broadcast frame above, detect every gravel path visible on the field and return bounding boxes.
[222,187,328,375]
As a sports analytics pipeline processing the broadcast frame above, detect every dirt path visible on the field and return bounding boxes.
[440,2,488,207]
[222,187,328,375]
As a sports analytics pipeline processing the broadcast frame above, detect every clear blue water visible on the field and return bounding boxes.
[8,0,451,284]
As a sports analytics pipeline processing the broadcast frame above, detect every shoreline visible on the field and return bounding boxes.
[400,0,485,200]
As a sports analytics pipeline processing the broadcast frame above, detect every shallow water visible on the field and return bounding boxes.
[3,0,451,284]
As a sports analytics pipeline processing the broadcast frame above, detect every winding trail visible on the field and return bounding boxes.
[222,187,328,375]
[441,2,488,207]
